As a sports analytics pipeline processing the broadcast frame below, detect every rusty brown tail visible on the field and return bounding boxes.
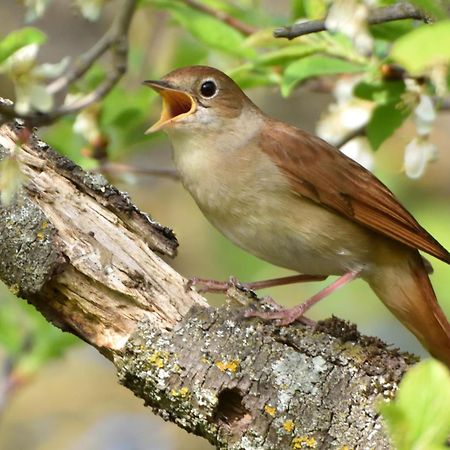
[367,248,450,368]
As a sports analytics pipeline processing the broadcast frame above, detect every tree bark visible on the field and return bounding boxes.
[0,119,414,449]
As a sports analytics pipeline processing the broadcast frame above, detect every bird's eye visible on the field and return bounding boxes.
[200,80,217,98]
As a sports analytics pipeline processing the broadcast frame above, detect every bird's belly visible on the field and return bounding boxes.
[203,194,374,276]
[170,135,374,276]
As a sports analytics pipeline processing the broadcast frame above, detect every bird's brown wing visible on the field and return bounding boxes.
[261,120,450,263]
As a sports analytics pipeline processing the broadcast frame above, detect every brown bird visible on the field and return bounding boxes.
[144,65,450,367]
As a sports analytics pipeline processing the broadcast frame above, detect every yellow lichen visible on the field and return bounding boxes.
[283,419,295,433]
[148,350,169,369]
[264,404,276,416]
[292,435,317,449]
[215,359,240,373]
[36,221,49,240]
[9,283,20,296]
[338,446,353,450]
[171,386,190,398]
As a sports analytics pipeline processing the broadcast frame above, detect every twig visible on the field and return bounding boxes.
[336,125,367,149]
[48,0,136,94]
[0,0,137,127]
[0,334,32,418]
[181,0,257,36]
[98,162,180,180]
[274,3,428,40]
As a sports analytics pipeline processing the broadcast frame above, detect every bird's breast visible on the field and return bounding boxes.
[168,130,374,276]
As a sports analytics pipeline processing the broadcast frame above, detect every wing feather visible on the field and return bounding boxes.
[261,120,450,263]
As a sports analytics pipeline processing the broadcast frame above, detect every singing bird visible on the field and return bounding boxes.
[144,65,450,367]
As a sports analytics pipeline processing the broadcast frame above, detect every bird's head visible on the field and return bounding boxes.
[144,65,250,134]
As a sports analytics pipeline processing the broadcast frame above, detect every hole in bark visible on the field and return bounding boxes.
[214,388,251,428]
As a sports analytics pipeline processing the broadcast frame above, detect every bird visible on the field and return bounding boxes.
[143,65,450,367]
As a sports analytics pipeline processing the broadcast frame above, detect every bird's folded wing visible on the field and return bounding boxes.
[261,120,450,263]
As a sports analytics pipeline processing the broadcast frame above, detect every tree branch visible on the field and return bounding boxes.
[274,2,428,40]
[98,162,180,181]
[0,0,137,127]
[181,0,257,36]
[0,118,415,449]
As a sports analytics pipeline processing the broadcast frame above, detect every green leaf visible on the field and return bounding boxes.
[409,0,448,21]
[230,68,279,89]
[381,360,450,450]
[291,0,307,19]
[253,44,324,66]
[371,20,416,42]
[391,20,450,73]
[366,101,410,150]
[354,80,406,103]
[150,0,254,57]
[0,286,78,377]
[0,27,46,64]
[281,55,365,97]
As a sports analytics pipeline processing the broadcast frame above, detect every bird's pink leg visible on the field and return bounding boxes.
[244,270,361,326]
[186,274,327,294]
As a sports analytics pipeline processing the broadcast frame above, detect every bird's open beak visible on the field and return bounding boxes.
[143,80,196,133]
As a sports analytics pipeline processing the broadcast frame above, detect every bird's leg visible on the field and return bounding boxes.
[244,270,361,326]
[186,274,327,294]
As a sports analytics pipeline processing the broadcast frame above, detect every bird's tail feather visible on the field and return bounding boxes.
[367,249,450,368]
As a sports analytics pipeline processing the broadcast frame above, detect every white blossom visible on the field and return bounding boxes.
[316,77,373,146]
[414,95,436,136]
[23,0,51,22]
[404,137,437,179]
[0,44,68,115]
[73,101,102,143]
[75,0,107,21]
[340,137,374,170]
[325,0,373,54]
[429,64,448,98]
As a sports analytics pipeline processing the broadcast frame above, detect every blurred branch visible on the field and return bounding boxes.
[0,121,414,449]
[181,0,257,35]
[98,162,180,180]
[274,3,428,40]
[336,125,367,149]
[0,334,32,418]
[0,0,137,127]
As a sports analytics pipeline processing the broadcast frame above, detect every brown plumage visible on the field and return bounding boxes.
[260,120,450,264]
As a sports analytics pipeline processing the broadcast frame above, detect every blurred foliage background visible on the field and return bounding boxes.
[0,0,449,449]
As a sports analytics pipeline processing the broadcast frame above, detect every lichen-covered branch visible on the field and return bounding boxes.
[0,120,413,449]
[274,2,427,40]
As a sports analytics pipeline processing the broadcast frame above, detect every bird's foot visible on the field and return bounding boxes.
[243,270,361,326]
[243,303,309,326]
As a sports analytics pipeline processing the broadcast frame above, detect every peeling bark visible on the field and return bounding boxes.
[0,119,414,449]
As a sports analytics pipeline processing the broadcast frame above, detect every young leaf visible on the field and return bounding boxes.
[409,0,448,21]
[391,20,450,73]
[0,27,46,65]
[151,0,254,57]
[381,360,450,450]
[354,80,406,103]
[366,101,410,150]
[253,44,324,67]
[281,55,365,97]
